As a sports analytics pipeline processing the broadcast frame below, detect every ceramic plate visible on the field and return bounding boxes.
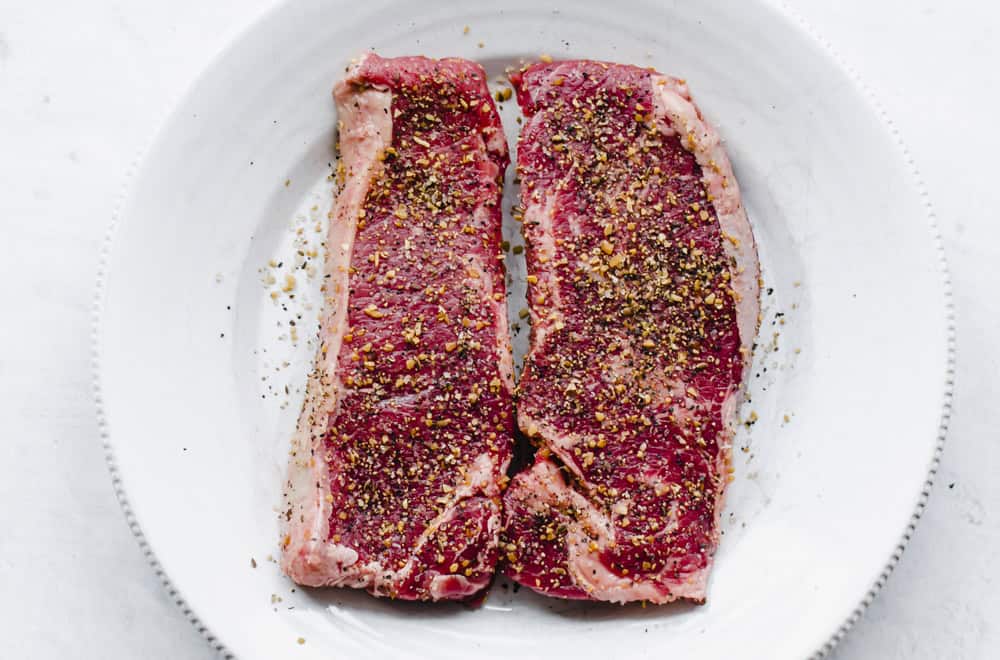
[94,1,952,658]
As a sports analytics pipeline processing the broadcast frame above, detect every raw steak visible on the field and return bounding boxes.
[502,60,760,604]
[280,54,514,601]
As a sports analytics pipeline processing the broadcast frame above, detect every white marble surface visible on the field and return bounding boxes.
[0,0,995,657]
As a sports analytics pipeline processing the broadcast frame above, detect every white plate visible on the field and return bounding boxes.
[94,1,953,658]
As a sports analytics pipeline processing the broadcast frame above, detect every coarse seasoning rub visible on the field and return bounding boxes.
[501,60,760,604]
[280,54,514,601]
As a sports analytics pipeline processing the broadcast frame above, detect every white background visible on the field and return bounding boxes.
[1,0,995,657]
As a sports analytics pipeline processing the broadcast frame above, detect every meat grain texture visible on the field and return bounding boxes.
[280,54,514,601]
[502,60,760,604]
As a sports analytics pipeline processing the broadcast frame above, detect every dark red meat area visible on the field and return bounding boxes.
[504,61,741,596]
[325,57,512,599]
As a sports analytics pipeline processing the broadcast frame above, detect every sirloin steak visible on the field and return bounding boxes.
[280,54,514,601]
[502,60,760,604]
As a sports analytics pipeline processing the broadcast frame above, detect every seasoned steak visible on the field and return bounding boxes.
[502,60,760,604]
[280,54,514,601]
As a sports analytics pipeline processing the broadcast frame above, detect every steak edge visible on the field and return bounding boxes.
[502,60,760,604]
[280,53,514,601]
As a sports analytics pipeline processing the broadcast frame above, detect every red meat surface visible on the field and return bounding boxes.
[280,54,514,601]
[502,60,760,604]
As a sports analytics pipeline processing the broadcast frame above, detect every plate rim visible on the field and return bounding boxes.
[90,1,956,658]
[773,1,955,654]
